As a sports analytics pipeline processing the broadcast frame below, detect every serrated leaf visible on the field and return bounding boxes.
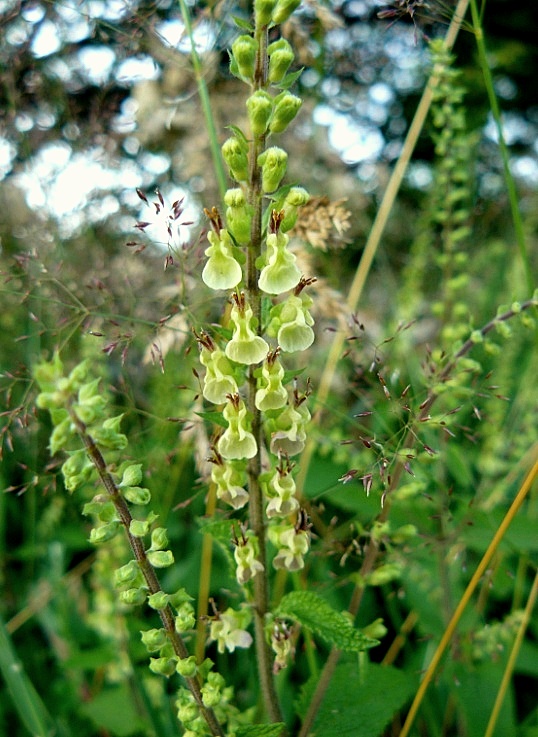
[275,591,378,652]
[195,410,228,429]
[306,662,415,737]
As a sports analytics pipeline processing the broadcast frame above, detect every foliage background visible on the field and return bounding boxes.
[0,0,537,736]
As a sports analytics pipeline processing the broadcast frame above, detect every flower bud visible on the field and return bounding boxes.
[49,417,75,456]
[255,0,277,26]
[149,656,177,678]
[123,486,151,505]
[147,550,175,568]
[279,186,309,231]
[272,0,302,24]
[247,89,273,136]
[115,560,142,588]
[231,35,258,80]
[150,526,168,551]
[175,602,196,632]
[224,188,252,244]
[269,91,302,134]
[119,464,143,488]
[141,628,168,652]
[92,415,128,450]
[148,591,170,610]
[119,586,148,606]
[258,231,301,295]
[201,672,226,708]
[258,147,288,193]
[129,518,151,537]
[62,449,93,493]
[202,229,243,291]
[176,656,198,678]
[89,521,121,544]
[222,136,249,182]
[268,38,294,83]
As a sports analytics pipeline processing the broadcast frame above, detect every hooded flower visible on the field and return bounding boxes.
[211,458,249,510]
[255,352,288,411]
[202,228,242,291]
[209,606,253,653]
[218,394,257,460]
[268,400,311,456]
[268,292,315,353]
[234,532,264,584]
[258,231,302,295]
[225,293,269,365]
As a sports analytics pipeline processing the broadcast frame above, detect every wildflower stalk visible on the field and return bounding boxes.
[68,408,226,737]
[244,22,283,725]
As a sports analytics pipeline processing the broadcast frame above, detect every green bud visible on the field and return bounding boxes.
[176,656,198,678]
[77,378,101,404]
[255,0,277,26]
[231,35,258,80]
[149,656,177,678]
[361,618,388,640]
[119,586,148,606]
[268,38,294,83]
[222,136,249,182]
[258,147,287,192]
[280,186,309,231]
[49,417,75,455]
[141,628,168,652]
[224,188,252,244]
[115,560,142,588]
[62,449,93,493]
[73,395,107,425]
[150,527,168,551]
[33,353,64,390]
[269,91,302,134]
[82,497,114,518]
[89,521,121,544]
[148,591,170,610]
[169,588,194,608]
[247,90,273,136]
[119,464,143,488]
[129,518,151,537]
[123,486,151,505]
[366,563,402,586]
[147,550,175,568]
[272,0,302,24]
[92,415,128,450]
[175,602,196,632]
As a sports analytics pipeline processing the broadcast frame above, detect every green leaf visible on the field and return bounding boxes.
[275,67,304,90]
[0,616,56,737]
[233,15,254,32]
[307,662,415,737]
[236,725,286,737]
[275,591,378,652]
[80,684,148,736]
[195,410,228,429]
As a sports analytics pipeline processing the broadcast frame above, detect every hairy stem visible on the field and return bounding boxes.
[69,410,225,737]
[245,24,285,727]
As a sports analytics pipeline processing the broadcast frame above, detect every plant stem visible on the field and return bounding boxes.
[69,410,225,737]
[177,0,228,200]
[469,0,533,296]
[245,24,285,727]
